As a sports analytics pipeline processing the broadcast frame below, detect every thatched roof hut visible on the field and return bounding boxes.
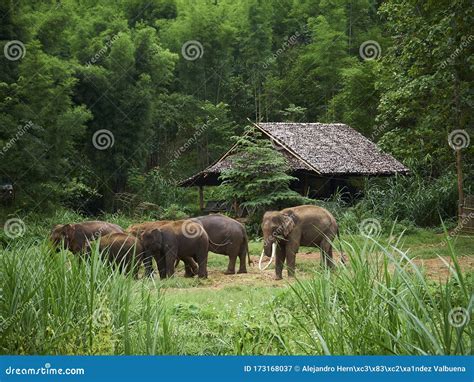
[180,122,409,209]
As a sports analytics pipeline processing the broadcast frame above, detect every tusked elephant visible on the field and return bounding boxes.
[50,221,124,254]
[260,205,339,280]
[93,232,145,277]
[129,219,209,279]
[127,214,251,275]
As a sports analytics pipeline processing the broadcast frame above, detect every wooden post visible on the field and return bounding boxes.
[199,185,204,211]
[456,149,464,223]
[303,174,309,196]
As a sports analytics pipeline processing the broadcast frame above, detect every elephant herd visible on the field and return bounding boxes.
[50,205,340,280]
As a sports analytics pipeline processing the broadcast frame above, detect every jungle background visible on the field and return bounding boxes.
[0,0,473,224]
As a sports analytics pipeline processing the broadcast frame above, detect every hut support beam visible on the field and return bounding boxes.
[303,174,309,196]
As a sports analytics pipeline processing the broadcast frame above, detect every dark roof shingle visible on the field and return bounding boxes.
[180,122,409,186]
[257,122,408,175]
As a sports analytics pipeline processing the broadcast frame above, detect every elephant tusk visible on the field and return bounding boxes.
[258,243,276,271]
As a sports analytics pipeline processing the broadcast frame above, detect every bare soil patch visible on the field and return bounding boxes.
[164,251,473,294]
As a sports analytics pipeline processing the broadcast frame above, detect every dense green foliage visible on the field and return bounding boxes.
[219,127,306,213]
[1,0,472,220]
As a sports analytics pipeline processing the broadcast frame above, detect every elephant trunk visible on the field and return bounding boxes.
[259,242,276,271]
[263,235,274,257]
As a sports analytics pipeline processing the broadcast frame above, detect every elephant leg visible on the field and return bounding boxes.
[127,257,139,279]
[126,253,138,279]
[237,243,247,274]
[156,253,167,279]
[285,242,299,277]
[195,248,208,279]
[274,244,285,280]
[143,252,154,277]
[224,253,237,275]
[321,240,335,269]
[165,250,178,277]
[183,257,198,277]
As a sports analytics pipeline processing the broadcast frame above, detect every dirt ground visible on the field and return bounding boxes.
[165,251,473,292]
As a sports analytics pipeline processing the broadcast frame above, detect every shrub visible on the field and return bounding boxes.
[360,172,459,227]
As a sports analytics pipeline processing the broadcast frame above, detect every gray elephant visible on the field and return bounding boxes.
[260,205,339,280]
[133,220,209,279]
[194,214,251,274]
[94,232,145,277]
[50,221,124,254]
[128,214,251,275]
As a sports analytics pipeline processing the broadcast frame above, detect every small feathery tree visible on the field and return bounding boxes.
[219,127,307,216]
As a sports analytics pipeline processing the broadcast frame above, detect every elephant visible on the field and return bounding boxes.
[50,221,124,254]
[129,220,209,279]
[260,205,339,280]
[93,232,145,277]
[127,214,251,275]
[194,214,251,274]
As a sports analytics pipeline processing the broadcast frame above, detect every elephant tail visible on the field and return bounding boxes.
[243,233,253,266]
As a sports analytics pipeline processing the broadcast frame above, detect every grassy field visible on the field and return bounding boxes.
[1,215,472,356]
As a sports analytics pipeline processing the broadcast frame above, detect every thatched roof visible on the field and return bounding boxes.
[180,122,409,186]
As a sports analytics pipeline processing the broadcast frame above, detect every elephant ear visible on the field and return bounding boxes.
[67,224,86,252]
[140,228,162,252]
[281,210,298,237]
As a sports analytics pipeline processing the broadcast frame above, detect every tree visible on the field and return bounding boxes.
[219,127,306,216]
[0,40,91,207]
[376,0,473,177]
[326,61,379,136]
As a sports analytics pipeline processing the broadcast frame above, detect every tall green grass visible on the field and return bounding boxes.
[279,235,472,355]
[0,240,173,355]
[359,172,459,227]
[1,232,471,355]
